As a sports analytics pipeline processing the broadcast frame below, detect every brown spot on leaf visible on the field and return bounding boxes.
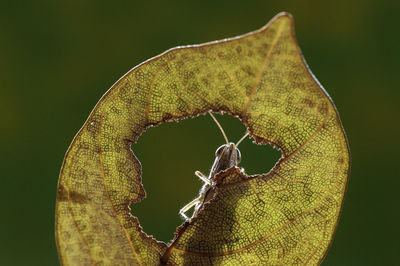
[318,101,328,115]
[57,184,68,202]
[57,184,88,204]
[198,47,207,55]
[241,65,255,77]
[162,112,173,121]
[201,77,210,86]
[69,191,89,204]
[303,98,315,108]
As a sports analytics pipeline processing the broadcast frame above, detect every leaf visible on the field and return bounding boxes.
[55,12,350,265]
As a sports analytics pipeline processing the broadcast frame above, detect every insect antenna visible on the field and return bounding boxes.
[208,111,229,144]
[236,131,249,147]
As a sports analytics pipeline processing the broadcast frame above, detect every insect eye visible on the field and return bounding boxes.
[236,149,241,163]
[215,145,225,157]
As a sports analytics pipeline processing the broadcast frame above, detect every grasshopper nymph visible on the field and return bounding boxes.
[179,111,248,220]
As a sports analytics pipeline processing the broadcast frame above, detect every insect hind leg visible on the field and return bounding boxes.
[179,197,202,220]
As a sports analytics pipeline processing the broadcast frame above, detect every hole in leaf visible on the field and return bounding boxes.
[130,113,281,243]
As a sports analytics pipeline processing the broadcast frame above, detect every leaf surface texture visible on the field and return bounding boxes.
[55,12,350,265]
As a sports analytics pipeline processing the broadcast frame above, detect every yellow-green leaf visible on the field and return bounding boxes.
[56,12,350,265]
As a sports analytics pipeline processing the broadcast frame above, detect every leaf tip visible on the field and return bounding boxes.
[260,12,295,36]
[276,11,293,18]
[273,11,294,22]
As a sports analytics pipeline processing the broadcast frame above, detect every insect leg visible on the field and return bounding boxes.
[179,197,202,220]
[195,171,212,185]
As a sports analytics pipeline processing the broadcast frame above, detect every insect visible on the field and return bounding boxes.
[179,111,249,220]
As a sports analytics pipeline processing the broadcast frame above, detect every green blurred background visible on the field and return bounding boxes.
[1,0,398,265]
